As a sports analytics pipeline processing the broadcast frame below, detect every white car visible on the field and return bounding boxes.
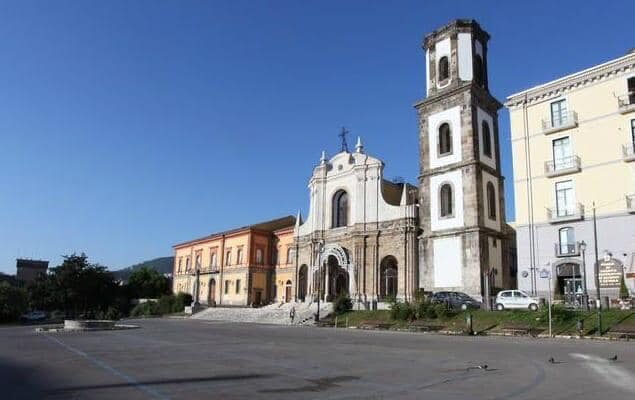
[495,290,539,311]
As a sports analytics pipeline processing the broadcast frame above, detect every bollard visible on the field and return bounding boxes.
[346,316,349,328]
[466,313,473,335]
[576,319,584,335]
[334,316,338,329]
[602,296,610,310]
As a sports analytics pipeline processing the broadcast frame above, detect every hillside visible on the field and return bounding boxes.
[113,256,174,281]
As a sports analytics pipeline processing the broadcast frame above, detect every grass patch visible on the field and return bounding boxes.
[324,308,635,336]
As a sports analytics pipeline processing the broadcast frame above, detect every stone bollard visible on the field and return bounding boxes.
[602,296,610,310]
[465,313,473,335]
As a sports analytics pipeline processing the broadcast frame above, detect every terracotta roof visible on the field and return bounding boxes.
[173,215,295,248]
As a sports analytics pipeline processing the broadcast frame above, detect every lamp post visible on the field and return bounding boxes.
[592,203,602,335]
[579,240,588,310]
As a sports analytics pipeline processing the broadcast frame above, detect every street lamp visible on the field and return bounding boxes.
[579,240,588,310]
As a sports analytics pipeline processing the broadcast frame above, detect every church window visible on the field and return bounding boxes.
[438,123,452,156]
[380,256,398,299]
[487,182,496,220]
[482,121,492,158]
[332,190,348,228]
[439,183,454,218]
[474,54,484,86]
[438,56,449,81]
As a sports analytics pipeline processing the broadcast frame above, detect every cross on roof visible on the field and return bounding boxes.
[339,127,349,153]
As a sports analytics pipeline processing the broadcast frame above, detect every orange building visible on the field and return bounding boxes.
[172,216,295,306]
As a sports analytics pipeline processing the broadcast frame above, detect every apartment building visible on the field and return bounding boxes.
[506,50,635,301]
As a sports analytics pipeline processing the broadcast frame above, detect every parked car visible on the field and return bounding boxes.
[431,291,482,310]
[495,290,540,311]
[20,310,47,322]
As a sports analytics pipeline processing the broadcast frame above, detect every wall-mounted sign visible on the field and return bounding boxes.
[597,258,623,288]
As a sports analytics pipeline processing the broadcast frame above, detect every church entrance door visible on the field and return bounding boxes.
[326,255,349,301]
[298,265,308,301]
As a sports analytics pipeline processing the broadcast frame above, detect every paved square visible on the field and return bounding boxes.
[1,318,634,399]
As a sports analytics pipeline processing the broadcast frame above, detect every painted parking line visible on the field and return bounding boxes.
[44,335,170,400]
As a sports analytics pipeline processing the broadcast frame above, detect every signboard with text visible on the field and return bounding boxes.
[597,258,623,288]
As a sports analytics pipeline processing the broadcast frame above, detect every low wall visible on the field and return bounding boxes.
[64,320,116,330]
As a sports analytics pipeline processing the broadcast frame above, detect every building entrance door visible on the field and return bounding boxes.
[284,281,292,302]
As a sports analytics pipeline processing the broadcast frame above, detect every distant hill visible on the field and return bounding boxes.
[112,257,174,281]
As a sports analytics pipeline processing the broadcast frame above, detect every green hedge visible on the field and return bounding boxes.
[129,292,193,317]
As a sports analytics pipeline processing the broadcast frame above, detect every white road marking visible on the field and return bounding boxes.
[44,335,170,400]
[570,353,635,394]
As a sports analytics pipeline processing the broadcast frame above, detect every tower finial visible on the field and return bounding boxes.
[355,136,364,153]
[295,210,303,229]
[400,183,408,206]
[338,127,349,152]
[320,150,327,165]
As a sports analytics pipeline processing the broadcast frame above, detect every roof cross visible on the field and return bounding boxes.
[338,127,349,152]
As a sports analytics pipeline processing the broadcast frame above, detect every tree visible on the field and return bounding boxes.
[619,274,630,299]
[127,267,170,299]
[0,282,28,322]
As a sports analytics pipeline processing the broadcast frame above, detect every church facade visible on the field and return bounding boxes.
[172,20,516,307]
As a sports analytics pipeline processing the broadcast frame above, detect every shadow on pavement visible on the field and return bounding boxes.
[49,373,276,393]
[0,358,53,400]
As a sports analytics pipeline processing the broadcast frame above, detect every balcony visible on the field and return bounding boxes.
[627,195,635,213]
[541,111,578,135]
[547,203,585,224]
[618,93,635,114]
[544,155,581,177]
[554,242,580,257]
[622,143,635,162]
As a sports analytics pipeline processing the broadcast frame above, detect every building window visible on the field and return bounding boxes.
[555,180,575,217]
[332,190,348,228]
[438,56,449,82]
[550,99,568,127]
[224,280,229,294]
[628,77,635,105]
[482,121,492,158]
[559,227,576,255]
[439,183,453,218]
[272,248,278,265]
[236,248,243,265]
[195,253,201,269]
[177,258,182,273]
[235,279,241,294]
[380,256,398,299]
[255,248,263,265]
[287,247,293,264]
[225,250,232,266]
[552,137,572,170]
[438,123,452,156]
[474,54,484,86]
[210,252,217,268]
[631,119,635,146]
[487,182,496,220]
[185,257,190,272]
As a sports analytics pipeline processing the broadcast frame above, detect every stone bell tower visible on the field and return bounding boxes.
[415,20,507,301]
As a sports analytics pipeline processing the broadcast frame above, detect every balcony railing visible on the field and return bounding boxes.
[547,203,584,223]
[207,265,220,273]
[618,93,635,114]
[555,242,580,257]
[541,111,578,135]
[627,194,635,213]
[622,143,635,162]
[544,155,581,177]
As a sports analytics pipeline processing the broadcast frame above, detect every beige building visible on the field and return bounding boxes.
[506,50,635,300]
[172,216,295,306]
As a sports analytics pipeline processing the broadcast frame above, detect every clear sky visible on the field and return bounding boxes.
[1,0,633,273]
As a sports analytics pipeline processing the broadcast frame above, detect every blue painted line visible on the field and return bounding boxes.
[44,335,170,400]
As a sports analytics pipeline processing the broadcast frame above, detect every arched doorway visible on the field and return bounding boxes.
[327,255,348,300]
[284,280,292,303]
[298,265,308,301]
[208,279,216,305]
[556,262,582,305]
[380,256,398,300]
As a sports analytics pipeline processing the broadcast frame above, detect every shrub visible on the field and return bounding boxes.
[130,301,159,317]
[174,292,193,312]
[0,282,28,322]
[619,275,630,299]
[432,303,455,319]
[157,295,176,314]
[389,300,415,321]
[333,295,353,314]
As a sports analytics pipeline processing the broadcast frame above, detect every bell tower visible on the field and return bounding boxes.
[415,20,507,301]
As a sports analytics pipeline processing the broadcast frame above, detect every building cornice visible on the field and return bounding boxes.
[505,52,635,108]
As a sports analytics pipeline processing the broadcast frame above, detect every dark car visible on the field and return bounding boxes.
[431,291,482,310]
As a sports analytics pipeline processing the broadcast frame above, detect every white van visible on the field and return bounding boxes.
[495,290,540,311]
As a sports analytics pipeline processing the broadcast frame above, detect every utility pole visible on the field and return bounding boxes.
[592,202,602,335]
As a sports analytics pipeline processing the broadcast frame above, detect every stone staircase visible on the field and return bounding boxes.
[191,301,332,326]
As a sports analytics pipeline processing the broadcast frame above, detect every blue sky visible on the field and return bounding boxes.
[1,1,633,273]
